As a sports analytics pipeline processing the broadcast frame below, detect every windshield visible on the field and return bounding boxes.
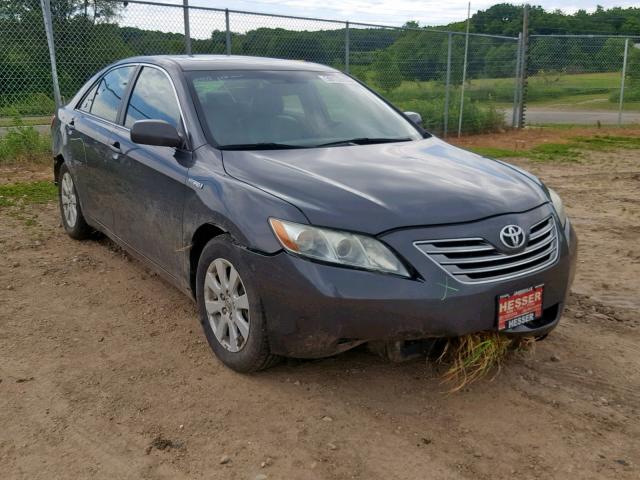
[187,70,424,149]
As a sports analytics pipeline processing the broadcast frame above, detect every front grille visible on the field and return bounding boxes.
[414,216,558,284]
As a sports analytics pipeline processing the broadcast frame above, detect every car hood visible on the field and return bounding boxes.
[221,137,548,234]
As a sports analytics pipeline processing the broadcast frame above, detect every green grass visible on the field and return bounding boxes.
[394,97,505,135]
[0,116,51,127]
[0,93,56,118]
[574,134,640,150]
[472,71,621,104]
[468,146,524,158]
[0,123,51,164]
[468,144,579,162]
[379,73,632,135]
[468,134,640,162]
[384,72,637,114]
[0,181,57,208]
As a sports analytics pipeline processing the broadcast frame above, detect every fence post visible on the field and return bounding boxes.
[183,0,191,55]
[444,32,452,137]
[344,21,350,74]
[618,38,630,126]
[40,0,62,109]
[457,2,471,137]
[516,4,529,128]
[225,9,231,55]
[512,33,522,128]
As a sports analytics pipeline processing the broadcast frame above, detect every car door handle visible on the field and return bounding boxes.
[109,141,121,153]
[67,118,75,131]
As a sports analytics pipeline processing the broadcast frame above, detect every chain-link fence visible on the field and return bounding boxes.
[1,1,638,133]
[526,34,640,125]
[0,4,53,118]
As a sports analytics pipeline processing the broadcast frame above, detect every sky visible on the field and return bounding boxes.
[117,1,638,40]
[183,0,639,27]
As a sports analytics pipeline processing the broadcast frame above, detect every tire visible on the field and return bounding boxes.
[196,234,279,372]
[58,163,92,240]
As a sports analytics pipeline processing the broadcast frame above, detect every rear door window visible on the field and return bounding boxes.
[124,67,181,129]
[88,66,135,123]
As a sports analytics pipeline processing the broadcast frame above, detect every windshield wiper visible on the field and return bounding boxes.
[316,137,413,147]
[219,142,310,151]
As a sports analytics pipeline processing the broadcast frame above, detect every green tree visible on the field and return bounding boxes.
[627,45,640,82]
[483,43,517,78]
[595,38,626,72]
[1,0,121,23]
[371,50,402,92]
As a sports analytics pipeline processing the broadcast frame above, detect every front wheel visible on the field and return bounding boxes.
[58,163,92,240]
[196,235,278,372]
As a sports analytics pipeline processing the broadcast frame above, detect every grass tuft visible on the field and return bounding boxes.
[0,117,51,165]
[572,134,640,150]
[468,134,640,162]
[0,181,57,208]
[438,333,534,392]
[469,146,522,158]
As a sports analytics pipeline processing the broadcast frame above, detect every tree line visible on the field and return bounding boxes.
[1,1,639,115]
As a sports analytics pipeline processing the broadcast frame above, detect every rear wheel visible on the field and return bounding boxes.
[58,163,92,240]
[196,235,278,372]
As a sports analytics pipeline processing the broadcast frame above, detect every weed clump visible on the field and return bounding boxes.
[0,116,51,165]
[437,332,534,392]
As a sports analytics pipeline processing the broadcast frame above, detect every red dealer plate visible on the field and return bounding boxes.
[497,285,544,330]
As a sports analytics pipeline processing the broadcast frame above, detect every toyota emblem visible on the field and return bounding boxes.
[499,225,526,249]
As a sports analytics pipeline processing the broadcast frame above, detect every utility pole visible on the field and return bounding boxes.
[512,32,522,128]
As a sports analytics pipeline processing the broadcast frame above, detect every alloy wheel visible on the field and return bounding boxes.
[203,258,250,352]
[60,172,78,228]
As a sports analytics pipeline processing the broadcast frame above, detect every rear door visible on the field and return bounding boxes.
[108,65,190,279]
[69,65,136,229]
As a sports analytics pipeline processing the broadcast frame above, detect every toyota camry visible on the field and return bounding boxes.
[51,55,577,372]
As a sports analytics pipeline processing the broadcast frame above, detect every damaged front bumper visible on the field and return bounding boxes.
[242,207,578,358]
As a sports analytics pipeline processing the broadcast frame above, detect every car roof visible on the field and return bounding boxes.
[115,55,338,72]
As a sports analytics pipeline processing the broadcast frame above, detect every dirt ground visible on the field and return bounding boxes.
[1,137,639,479]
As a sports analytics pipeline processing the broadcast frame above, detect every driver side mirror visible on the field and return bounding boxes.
[130,120,182,148]
[404,111,422,126]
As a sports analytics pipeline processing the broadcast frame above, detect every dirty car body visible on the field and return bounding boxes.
[51,55,577,365]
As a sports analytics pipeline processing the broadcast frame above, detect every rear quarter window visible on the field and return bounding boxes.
[78,83,99,113]
[84,66,135,123]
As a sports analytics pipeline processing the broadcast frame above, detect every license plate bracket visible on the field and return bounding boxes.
[497,284,544,330]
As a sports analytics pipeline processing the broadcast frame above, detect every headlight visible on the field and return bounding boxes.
[269,218,410,277]
[548,188,567,226]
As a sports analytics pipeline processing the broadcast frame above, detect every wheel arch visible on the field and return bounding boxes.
[189,222,227,297]
[53,154,65,184]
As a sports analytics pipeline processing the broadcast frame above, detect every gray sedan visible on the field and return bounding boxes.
[51,55,577,372]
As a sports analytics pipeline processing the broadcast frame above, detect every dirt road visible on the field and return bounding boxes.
[1,148,639,479]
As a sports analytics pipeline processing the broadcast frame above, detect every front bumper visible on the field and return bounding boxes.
[243,206,578,358]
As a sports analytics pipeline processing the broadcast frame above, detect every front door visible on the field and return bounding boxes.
[108,66,189,280]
